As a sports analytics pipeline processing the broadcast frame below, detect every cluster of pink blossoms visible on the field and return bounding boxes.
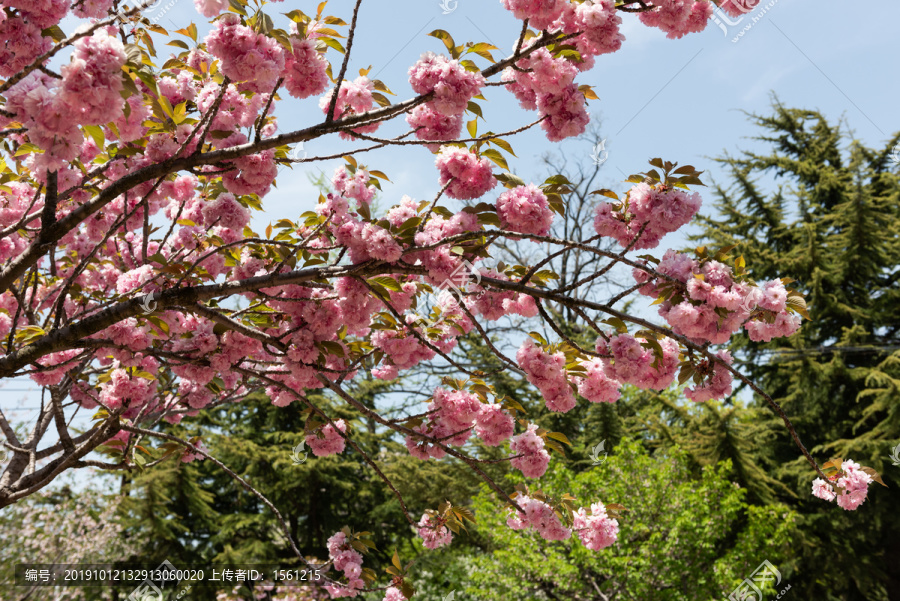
[320,77,380,140]
[416,512,453,549]
[0,0,69,77]
[509,424,551,478]
[405,388,515,459]
[194,0,230,18]
[639,0,714,39]
[409,52,485,117]
[516,339,576,413]
[634,250,802,345]
[382,588,405,601]
[573,358,621,404]
[811,459,874,511]
[324,531,365,598]
[502,48,590,142]
[496,184,555,236]
[500,0,566,30]
[284,36,330,99]
[6,29,126,170]
[468,269,539,321]
[683,350,734,403]
[305,419,348,458]
[205,14,285,92]
[595,333,680,391]
[405,51,483,150]
[593,182,702,250]
[332,166,376,205]
[339,220,403,263]
[572,502,619,550]
[498,0,629,141]
[719,0,761,16]
[406,105,464,149]
[506,495,571,541]
[435,147,497,200]
[506,496,619,549]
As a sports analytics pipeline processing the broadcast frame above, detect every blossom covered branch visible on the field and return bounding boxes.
[0,0,881,598]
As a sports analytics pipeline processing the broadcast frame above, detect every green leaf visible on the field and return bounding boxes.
[41,25,66,43]
[480,148,508,171]
[321,37,346,54]
[545,432,572,446]
[428,29,458,58]
[175,24,198,42]
[591,189,619,200]
[14,325,46,344]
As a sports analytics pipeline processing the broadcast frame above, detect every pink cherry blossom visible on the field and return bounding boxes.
[509,424,551,478]
[406,104,463,149]
[574,358,622,403]
[383,588,405,601]
[324,530,365,597]
[500,0,565,30]
[194,0,229,19]
[516,338,576,413]
[537,84,590,142]
[74,0,114,19]
[506,495,571,541]
[201,193,251,232]
[435,147,497,200]
[409,52,485,116]
[684,351,734,402]
[333,166,376,205]
[283,37,330,99]
[320,77,381,140]
[596,333,679,391]
[205,14,285,92]
[417,512,453,549]
[594,182,702,250]
[305,419,348,457]
[639,0,712,39]
[811,478,835,501]
[573,502,619,550]
[496,184,554,236]
[474,403,515,446]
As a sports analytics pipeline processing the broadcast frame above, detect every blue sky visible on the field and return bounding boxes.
[111,0,900,223]
[2,0,898,458]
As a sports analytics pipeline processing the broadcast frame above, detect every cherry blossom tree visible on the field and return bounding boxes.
[0,0,886,598]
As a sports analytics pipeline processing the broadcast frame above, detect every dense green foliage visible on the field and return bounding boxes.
[463,439,796,601]
[693,102,900,600]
